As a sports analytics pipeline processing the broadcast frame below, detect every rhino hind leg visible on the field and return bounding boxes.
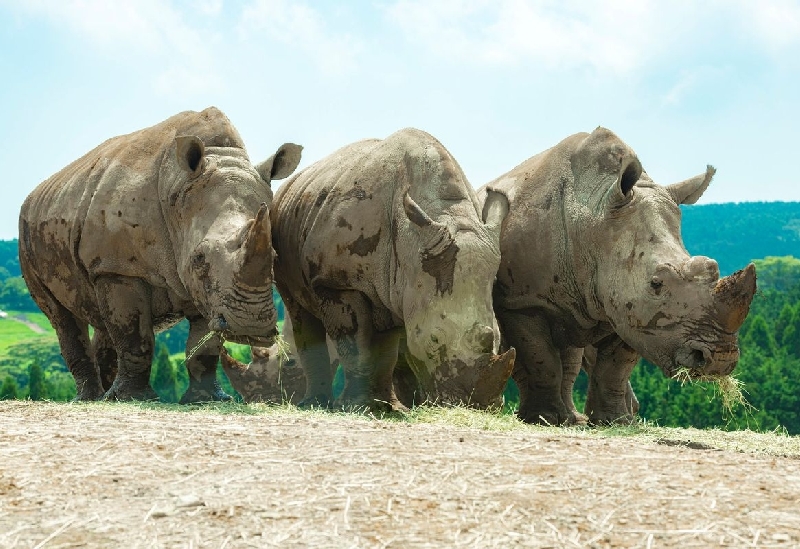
[180,317,229,404]
[498,311,573,425]
[284,296,333,408]
[94,276,159,402]
[21,268,104,401]
[561,347,588,426]
[92,328,118,392]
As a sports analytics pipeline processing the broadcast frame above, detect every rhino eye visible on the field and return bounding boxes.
[192,252,206,268]
[650,276,663,292]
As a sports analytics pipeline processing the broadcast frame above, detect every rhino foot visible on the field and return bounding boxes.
[587,410,635,426]
[179,386,232,404]
[297,394,332,409]
[102,380,159,402]
[517,405,575,426]
[72,379,106,402]
[570,411,589,426]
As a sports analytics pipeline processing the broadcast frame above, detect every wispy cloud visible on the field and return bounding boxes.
[385,0,671,73]
[385,0,800,74]
[239,0,363,76]
[1,0,224,94]
[733,0,800,53]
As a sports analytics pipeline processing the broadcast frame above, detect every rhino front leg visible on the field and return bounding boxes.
[561,347,588,425]
[179,317,229,404]
[584,335,640,425]
[323,290,405,413]
[94,276,158,401]
[285,296,333,408]
[499,310,572,425]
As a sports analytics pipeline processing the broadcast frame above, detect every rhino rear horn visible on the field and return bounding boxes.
[404,192,455,255]
[668,165,715,205]
[714,263,757,332]
[237,203,273,288]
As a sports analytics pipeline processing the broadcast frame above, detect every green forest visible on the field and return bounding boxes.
[2,202,800,434]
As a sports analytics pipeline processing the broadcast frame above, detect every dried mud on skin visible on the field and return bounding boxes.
[1,402,799,548]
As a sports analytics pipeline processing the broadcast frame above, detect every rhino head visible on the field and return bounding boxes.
[400,189,516,408]
[573,128,756,378]
[170,136,302,346]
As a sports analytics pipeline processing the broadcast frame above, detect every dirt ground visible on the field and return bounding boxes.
[1,401,799,548]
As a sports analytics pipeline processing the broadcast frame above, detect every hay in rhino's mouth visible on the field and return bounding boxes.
[671,367,751,416]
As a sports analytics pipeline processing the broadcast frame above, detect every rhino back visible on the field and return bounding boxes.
[273,128,479,324]
[19,107,245,321]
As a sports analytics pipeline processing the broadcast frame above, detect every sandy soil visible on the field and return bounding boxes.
[1,401,799,548]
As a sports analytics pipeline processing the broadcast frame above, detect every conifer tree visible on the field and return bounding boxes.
[742,315,776,355]
[28,361,46,401]
[0,375,19,400]
[150,343,178,403]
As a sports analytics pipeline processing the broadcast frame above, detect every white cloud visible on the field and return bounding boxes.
[733,0,800,52]
[2,0,224,95]
[385,0,673,73]
[386,0,800,74]
[239,0,363,76]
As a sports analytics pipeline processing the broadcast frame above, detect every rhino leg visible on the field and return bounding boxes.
[285,296,333,408]
[179,317,229,404]
[92,328,118,393]
[560,347,588,426]
[499,311,572,425]
[94,276,159,401]
[322,290,406,413]
[22,270,104,401]
[584,335,640,425]
[393,345,422,408]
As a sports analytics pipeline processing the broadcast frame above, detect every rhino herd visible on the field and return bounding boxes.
[19,107,757,425]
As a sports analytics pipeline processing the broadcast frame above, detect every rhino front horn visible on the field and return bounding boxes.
[472,347,516,407]
[714,263,757,332]
[238,203,273,288]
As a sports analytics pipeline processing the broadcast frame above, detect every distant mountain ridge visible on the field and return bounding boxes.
[681,202,800,275]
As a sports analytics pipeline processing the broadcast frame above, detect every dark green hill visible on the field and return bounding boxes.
[681,202,800,276]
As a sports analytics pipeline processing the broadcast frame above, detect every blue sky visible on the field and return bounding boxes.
[1,0,799,240]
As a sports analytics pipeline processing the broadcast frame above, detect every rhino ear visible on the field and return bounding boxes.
[482,187,509,230]
[257,143,303,183]
[176,136,205,175]
[667,165,715,205]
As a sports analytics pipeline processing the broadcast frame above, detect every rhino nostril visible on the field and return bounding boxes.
[690,349,706,368]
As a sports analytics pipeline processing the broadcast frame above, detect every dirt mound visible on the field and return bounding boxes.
[1,401,798,548]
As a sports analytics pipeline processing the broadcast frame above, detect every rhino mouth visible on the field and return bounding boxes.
[672,340,739,378]
[208,314,278,346]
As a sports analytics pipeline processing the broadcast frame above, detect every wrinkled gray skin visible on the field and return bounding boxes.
[19,107,302,402]
[220,315,422,406]
[480,127,756,425]
[272,128,515,411]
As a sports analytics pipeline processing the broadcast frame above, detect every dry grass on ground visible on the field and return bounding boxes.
[1,400,799,548]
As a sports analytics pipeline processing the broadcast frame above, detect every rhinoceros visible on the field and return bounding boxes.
[19,107,302,402]
[271,128,515,411]
[480,127,756,425]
